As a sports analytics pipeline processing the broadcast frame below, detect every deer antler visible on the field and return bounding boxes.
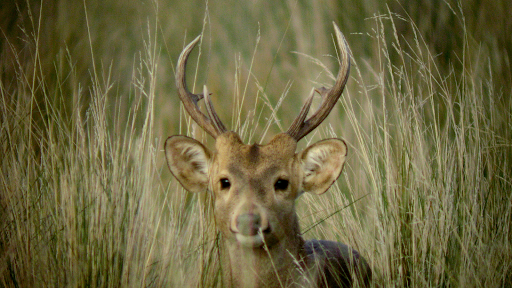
[286,22,350,141]
[176,35,228,138]
[176,23,349,141]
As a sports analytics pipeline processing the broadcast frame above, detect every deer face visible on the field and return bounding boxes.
[165,22,350,250]
[165,132,347,248]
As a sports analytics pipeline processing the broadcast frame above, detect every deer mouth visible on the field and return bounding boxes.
[234,227,277,248]
[235,233,266,248]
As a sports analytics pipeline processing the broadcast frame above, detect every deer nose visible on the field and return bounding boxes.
[236,213,270,236]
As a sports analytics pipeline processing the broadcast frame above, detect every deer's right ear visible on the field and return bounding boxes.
[165,135,211,193]
[299,139,347,195]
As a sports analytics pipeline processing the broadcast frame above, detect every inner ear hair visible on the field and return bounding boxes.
[300,139,347,195]
[165,135,211,193]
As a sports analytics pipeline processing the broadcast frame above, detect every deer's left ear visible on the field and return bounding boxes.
[298,139,347,195]
[165,135,211,193]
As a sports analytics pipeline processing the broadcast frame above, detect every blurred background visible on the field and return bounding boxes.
[1,0,510,139]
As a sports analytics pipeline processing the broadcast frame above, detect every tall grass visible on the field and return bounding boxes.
[0,4,203,286]
[300,12,512,287]
[1,0,511,287]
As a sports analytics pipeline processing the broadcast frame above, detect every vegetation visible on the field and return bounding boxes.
[1,0,511,287]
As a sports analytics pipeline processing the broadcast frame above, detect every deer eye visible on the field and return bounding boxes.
[220,178,231,189]
[274,179,289,191]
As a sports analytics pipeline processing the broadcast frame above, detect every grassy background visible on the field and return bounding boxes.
[1,0,511,287]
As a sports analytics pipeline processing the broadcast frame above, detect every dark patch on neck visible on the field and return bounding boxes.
[248,144,260,164]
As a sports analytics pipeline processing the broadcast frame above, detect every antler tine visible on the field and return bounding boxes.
[286,88,315,135]
[286,22,351,141]
[203,85,228,133]
[176,35,228,138]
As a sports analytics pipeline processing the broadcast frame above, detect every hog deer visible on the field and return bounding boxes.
[165,23,371,288]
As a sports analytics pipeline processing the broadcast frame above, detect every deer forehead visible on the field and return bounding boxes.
[212,132,298,179]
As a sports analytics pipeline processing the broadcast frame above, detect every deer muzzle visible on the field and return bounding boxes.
[230,204,271,248]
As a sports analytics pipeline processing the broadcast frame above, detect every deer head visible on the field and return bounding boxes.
[165,22,350,270]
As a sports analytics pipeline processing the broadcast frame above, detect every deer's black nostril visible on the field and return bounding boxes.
[236,213,262,236]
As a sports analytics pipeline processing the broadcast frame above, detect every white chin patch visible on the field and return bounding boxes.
[236,234,265,248]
